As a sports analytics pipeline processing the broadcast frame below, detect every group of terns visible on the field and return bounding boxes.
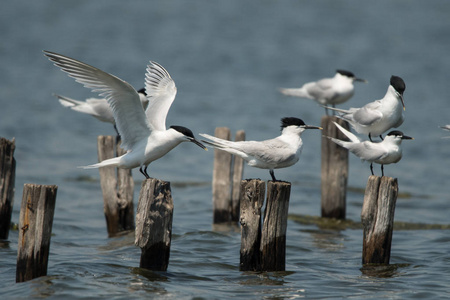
[44,51,417,180]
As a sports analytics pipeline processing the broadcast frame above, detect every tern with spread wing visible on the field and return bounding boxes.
[279,70,367,115]
[325,75,406,141]
[327,121,413,176]
[44,51,207,178]
[54,88,148,136]
[200,117,321,181]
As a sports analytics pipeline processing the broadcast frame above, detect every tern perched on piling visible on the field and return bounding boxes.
[200,117,321,181]
[53,88,148,136]
[327,122,413,176]
[44,51,207,178]
[325,76,406,141]
[279,70,367,115]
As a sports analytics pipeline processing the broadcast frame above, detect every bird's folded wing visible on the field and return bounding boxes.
[44,51,150,150]
[351,142,386,161]
[352,101,383,126]
[144,61,177,131]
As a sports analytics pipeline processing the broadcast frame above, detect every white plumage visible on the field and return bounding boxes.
[44,51,207,178]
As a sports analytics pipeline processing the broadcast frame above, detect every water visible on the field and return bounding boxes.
[1,0,450,298]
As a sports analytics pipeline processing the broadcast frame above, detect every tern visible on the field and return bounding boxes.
[44,50,207,178]
[53,88,149,136]
[279,70,367,115]
[200,117,321,181]
[440,125,450,138]
[327,121,413,176]
[325,75,406,142]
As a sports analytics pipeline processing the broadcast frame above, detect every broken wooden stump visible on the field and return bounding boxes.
[135,178,173,271]
[0,137,16,240]
[321,116,349,219]
[97,135,134,237]
[212,127,245,223]
[16,184,57,282]
[239,179,265,271]
[361,176,398,265]
[239,180,291,272]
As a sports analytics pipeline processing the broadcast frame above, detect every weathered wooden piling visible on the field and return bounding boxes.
[135,178,173,271]
[321,116,349,219]
[361,176,398,265]
[239,180,291,272]
[212,128,245,223]
[16,184,57,283]
[0,137,16,239]
[260,181,291,271]
[239,179,265,271]
[97,136,134,237]
[231,130,245,222]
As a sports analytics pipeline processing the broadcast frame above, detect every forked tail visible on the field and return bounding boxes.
[79,156,121,169]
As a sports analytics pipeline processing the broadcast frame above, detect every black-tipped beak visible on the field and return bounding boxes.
[397,92,406,111]
[304,125,323,130]
[401,135,414,140]
[189,138,208,151]
[355,77,368,83]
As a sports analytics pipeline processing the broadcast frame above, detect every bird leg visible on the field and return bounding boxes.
[114,125,121,142]
[269,169,277,181]
[370,163,374,175]
[381,165,384,177]
[379,135,384,141]
[139,166,150,179]
[369,133,373,142]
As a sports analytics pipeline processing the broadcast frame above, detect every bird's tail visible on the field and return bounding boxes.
[199,133,235,150]
[53,94,83,107]
[321,105,351,115]
[332,122,360,143]
[279,87,311,99]
[326,136,351,150]
[79,157,121,169]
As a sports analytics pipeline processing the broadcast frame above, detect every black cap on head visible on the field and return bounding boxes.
[170,125,195,138]
[281,117,306,129]
[336,70,355,78]
[387,130,404,137]
[390,76,405,95]
[137,88,147,96]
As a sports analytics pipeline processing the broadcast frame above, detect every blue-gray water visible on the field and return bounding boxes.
[1,1,450,299]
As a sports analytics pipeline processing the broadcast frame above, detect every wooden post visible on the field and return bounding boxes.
[0,137,16,239]
[239,179,265,271]
[361,176,398,265]
[135,178,173,271]
[16,184,57,282]
[260,181,291,271]
[212,127,232,223]
[231,130,245,222]
[321,116,349,219]
[97,136,134,237]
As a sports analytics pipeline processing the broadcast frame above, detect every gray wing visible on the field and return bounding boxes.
[349,141,387,162]
[306,78,334,100]
[352,101,383,125]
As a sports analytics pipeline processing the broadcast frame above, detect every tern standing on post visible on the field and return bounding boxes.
[44,51,207,179]
[279,70,367,115]
[326,76,406,141]
[200,117,322,181]
[327,122,413,176]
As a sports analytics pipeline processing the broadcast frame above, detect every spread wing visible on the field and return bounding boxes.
[44,50,150,150]
[144,62,177,131]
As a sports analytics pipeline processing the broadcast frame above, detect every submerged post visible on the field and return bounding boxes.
[97,135,134,237]
[135,178,173,271]
[239,179,265,271]
[260,181,291,271]
[361,176,398,265]
[231,130,245,222]
[321,116,349,219]
[16,184,57,282]
[0,137,16,239]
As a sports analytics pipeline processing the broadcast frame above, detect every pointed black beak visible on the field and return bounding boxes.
[355,77,368,83]
[189,137,208,150]
[401,135,413,140]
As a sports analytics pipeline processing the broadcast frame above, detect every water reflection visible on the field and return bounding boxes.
[360,263,410,278]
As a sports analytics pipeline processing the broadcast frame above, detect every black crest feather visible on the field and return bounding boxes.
[390,76,405,95]
[281,117,305,129]
[170,125,195,138]
[336,70,355,78]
